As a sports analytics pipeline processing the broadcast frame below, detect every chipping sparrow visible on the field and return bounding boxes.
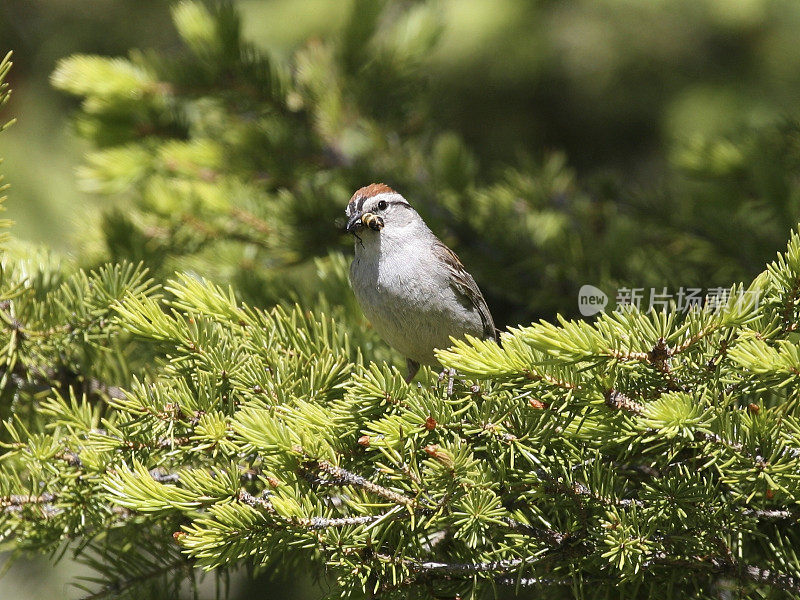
[346,183,496,382]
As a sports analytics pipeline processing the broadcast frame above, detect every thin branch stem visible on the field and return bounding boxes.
[308,460,417,508]
[80,557,192,600]
[501,517,567,545]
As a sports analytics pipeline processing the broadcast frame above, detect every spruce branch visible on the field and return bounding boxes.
[522,368,578,390]
[501,516,568,545]
[78,556,194,600]
[493,575,575,587]
[0,360,126,401]
[604,389,644,414]
[0,493,56,514]
[306,460,418,508]
[236,489,274,513]
[741,508,798,520]
[408,556,531,574]
[780,278,800,333]
[739,563,800,594]
[650,555,800,596]
[302,515,385,530]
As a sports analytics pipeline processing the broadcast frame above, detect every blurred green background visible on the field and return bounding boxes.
[6,0,800,251]
[3,0,800,597]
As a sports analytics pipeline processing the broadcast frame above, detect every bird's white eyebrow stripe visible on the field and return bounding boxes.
[350,196,409,213]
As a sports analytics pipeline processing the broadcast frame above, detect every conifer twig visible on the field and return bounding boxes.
[302,515,385,529]
[604,389,644,414]
[501,516,567,545]
[1,362,126,400]
[408,557,529,573]
[494,575,574,587]
[79,557,193,600]
[651,555,800,595]
[523,368,577,390]
[741,508,796,520]
[1,493,56,513]
[780,279,800,333]
[306,460,417,508]
[237,489,274,513]
[740,563,800,594]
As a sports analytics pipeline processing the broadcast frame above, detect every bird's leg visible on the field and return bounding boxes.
[405,358,420,383]
[437,367,457,397]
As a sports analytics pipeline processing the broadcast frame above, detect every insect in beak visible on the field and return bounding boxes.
[362,212,384,231]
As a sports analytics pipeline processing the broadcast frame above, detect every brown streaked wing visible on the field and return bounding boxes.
[432,240,497,341]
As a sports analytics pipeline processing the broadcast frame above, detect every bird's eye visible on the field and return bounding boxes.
[377,200,388,211]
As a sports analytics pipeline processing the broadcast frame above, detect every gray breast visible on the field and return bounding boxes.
[350,239,485,366]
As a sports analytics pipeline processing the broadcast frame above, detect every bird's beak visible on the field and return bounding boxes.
[346,212,364,233]
[346,211,384,233]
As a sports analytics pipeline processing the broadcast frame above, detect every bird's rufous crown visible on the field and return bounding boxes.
[349,183,396,205]
[347,183,396,215]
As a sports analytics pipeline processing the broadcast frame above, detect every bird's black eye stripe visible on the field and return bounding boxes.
[377,200,388,210]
